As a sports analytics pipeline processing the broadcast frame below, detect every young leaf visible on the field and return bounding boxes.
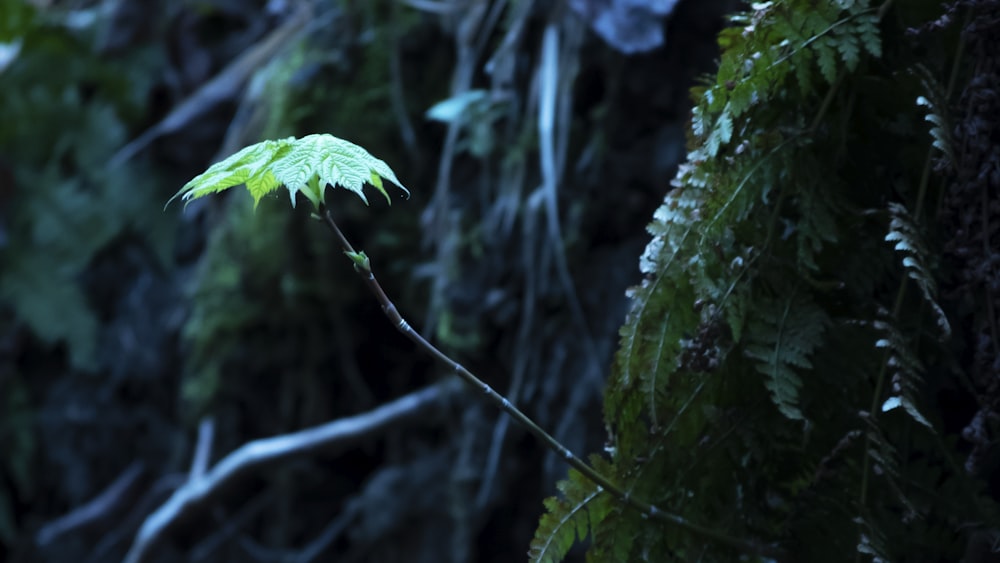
[170,134,409,210]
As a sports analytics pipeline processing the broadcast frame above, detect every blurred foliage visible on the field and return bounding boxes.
[0,0,35,43]
[0,1,175,553]
[0,4,172,370]
[0,375,33,544]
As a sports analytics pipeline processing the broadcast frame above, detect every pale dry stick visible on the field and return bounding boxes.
[87,473,186,563]
[319,205,789,561]
[122,378,461,563]
[536,22,598,367]
[189,417,215,480]
[35,461,146,547]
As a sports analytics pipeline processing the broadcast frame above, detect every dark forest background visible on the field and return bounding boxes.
[0,0,738,561]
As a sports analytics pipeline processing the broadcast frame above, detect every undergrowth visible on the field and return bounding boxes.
[531,1,1000,561]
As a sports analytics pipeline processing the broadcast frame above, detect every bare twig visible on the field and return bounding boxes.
[222,501,356,563]
[190,490,276,562]
[35,461,146,547]
[190,416,215,480]
[319,206,789,560]
[122,378,462,563]
[291,499,361,563]
[86,473,186,563]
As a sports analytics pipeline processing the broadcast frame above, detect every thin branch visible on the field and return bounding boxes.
[236,505,363,563]
[123,378,462,563]
[35,461,146,547]
[190,490,275,562]
[320,206,789,561]
[190,416,215,480]
[85,473,186,563]
[294,499,361,563]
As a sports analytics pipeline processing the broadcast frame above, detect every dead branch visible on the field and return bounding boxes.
[122,378,462,563]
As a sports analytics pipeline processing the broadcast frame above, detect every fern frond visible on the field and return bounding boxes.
[608,183,704,455]
[744,290,828,420]
[916,94,955,165]
[874,317,933,429]
[171,134,408,210]
[859,415,923,558]
[766,148,845,272]
[589,502,644,563]
[815,34,840,83]
[538,0,998,559]
[885,202,951,337]
[707,1,881,118]
[855,513,891,563]
[856,12,881,57]
[529,458,612,563]
[834,24,861,72]
[704,108,734,158]
[611,272,698,453]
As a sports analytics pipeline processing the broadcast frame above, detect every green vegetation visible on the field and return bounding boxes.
[4,0,996,560]
[171,2,1000,560]
[532,1,998,561]
[0,3,175,548]
[0,17,170,370]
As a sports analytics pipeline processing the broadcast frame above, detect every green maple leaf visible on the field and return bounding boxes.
[170,134,409,209]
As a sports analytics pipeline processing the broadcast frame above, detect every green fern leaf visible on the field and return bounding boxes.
[885,202,950,337]
[529,464,609,563]
[835,27,861,71]
[857,14,882,57]
[589,503,643,562]
[875,318,933,429]
[916,95,955,164]
[814,35,839,83]
[794,48,816,95]
[171,134,408,210]
[744,290,828,420]
[705,109,734,158]
[856,514,891,563]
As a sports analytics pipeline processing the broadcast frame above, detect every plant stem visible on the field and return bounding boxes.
[319,205,788,561]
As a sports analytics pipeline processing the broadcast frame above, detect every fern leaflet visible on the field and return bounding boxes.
[744,290,828,420]
[529,458,612,563]
[885,202,951,337]
[916,94,955,165]
[875,316,933,429]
